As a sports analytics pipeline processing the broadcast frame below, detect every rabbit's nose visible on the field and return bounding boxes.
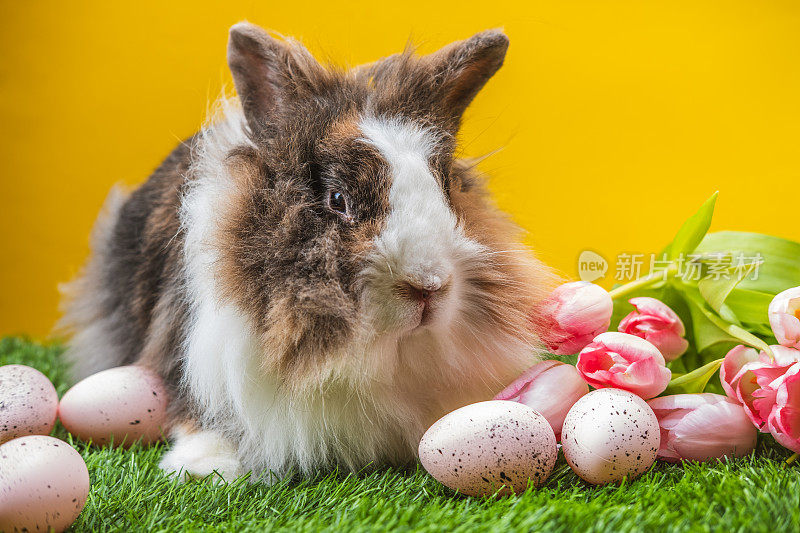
[407,283,435,302]
[400,277,447,302]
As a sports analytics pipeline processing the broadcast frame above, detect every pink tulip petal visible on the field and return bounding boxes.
[547,282,613,332]
[768,407,800,454]
[769,426,800,454]
[720,345,760,400]
[494,360,561,401]
[768,287,800,315]
[555,300,613,334]
[729,361,774,428]
[541,282,614,355]
[519,366,588,438]
[772,364,800,447]
[771,314,800,348]
[597,332,667,365]
[619,358,671,399]
[629,297,687,336]
[649,394,757,462]
[656,410,691,431]
[649,392,725,410]
[752,364,795,390]
[646,329,690,361]
[751,387,778,427]
[769,287,800,348]
[657,445,683,463]
[669,399,757,462]
[494,360,589,440]
[770,346,800,365]
[551,333,598,356]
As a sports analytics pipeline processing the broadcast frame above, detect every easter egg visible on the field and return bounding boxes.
[58,365,168,447]
[561,388,660,485]
[0,365,59,444]
[0,435,90,533]
[418,400,557,496]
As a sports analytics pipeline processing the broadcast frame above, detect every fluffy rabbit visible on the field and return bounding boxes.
[60,22,554,481]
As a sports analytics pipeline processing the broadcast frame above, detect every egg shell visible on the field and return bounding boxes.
[0,365,59,444]
[58,365,168,447]
[0,435,90,533]
[561,388,660,485]
[419,400,557,497]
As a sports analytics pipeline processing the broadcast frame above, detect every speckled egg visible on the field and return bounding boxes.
[418,400,557,496]
[0,365,59,444]
[0,435,90,533]
[561,388,660,485]
[58,365,167,447]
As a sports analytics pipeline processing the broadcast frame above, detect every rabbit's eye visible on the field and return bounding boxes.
[328,190,349,216]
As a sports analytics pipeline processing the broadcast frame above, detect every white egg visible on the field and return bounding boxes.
[0,364,59,444]
[0,435,90,533]
[58,365,168,447]
[561,388,660,485]
[419,400,557,496]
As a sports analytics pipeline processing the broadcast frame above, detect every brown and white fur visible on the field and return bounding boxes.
[59,22,554,481]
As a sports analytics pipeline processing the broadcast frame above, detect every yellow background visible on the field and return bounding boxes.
[2,1,799,337]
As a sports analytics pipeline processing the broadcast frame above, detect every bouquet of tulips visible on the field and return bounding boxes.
[499,193,800,463]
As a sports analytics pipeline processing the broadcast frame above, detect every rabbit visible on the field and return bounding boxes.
[59,21,555,482]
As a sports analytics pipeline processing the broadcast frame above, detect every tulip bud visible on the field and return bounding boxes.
[577,332,671,399]
[648,393,757,462]
[494,360,589,440]
[540,282,613,355]
[769,287,800,349]
[618,297,688,361]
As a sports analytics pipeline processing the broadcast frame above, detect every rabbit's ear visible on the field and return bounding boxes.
[424,30,509,120]
[227,22,323,133]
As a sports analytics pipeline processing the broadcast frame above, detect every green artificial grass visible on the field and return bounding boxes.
[2,336,800,532]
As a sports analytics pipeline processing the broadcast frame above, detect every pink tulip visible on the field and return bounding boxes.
[769,287,800,349]
[617,297,689,361]
[494,360,589,440]
[576,331,671,399]
[648,393,757,462]
[721,345,800,429]
[540,282,613,355]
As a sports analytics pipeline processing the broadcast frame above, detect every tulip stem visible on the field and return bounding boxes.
[786,453,799,466]
[608,266,675,301]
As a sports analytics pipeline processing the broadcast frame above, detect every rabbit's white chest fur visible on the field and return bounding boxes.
[162,101,538,480]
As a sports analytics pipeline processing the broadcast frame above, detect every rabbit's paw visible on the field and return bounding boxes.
[159,426,242,483]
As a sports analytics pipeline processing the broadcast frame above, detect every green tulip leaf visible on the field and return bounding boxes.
[663,358,723,395]
[694,231,800,295]
[667,192,718,260]
[697,260,759,314]
[717,302,741,325]
[683,290,770,354]
[744,322,777,338]
[685,296,740,352]
[722,288,775,327]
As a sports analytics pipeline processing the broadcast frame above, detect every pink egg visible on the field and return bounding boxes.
[0,435,90,533]
[58,365,168,447]
[0,365,58,444]
[561,388,660,485]
[419,400,557,496]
